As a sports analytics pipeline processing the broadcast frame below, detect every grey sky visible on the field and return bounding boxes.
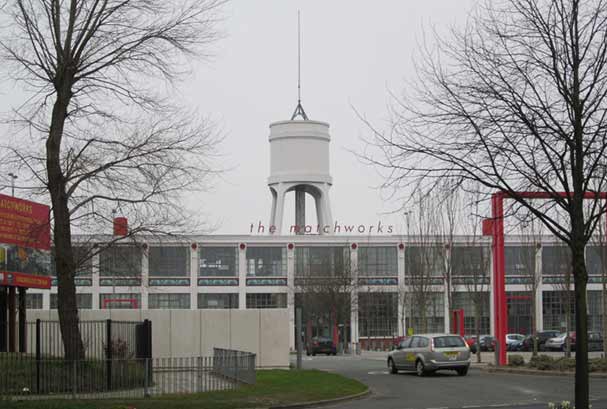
[1,0,478,235]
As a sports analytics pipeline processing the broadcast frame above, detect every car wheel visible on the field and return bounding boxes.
[457,367,469,376]
[415,360,426,377]
[389,358,398,374]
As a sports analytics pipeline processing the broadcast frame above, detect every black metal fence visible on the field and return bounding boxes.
[0,352,256,399]
[24,319,147,360]
[213,348,257,385]
[0,319,152,397]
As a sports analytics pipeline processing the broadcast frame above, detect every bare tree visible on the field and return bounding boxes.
[590,217,607,357]
[405,192,446,334]
[362,1,607,405]
[453,200,490,363]
[514,212,543,356]
[0,0,225,360]
[294,246,356,354]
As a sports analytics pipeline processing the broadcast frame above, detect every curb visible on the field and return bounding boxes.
[482,366,607,378]
[267,388,371,409]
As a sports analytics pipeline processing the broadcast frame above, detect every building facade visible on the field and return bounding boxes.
[26,233,606,351]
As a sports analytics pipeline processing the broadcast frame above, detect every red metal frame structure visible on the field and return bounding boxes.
[451,309,465,337]
[484,191,607,366]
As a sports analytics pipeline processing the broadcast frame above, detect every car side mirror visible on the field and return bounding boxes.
[396,345,403,350]
[470,344,478,354]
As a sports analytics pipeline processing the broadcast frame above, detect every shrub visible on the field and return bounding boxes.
[508,354,525,366]
[529,354,555,370]
[589,358,607,372]
[548,401,575,409]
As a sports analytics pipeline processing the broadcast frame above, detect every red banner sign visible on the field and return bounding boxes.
[0,194,51,289]
[0,271,51,289]
[0,194,50,250]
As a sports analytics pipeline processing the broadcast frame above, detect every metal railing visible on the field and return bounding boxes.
[213,348,257,385]
[0,351,256,400]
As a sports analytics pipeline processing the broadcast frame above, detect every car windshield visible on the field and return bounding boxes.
[433,336,466,348]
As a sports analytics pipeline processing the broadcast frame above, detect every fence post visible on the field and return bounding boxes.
[35,319,41,394]
[144,358,150,398]
[105,319,112,391]
[197,356,202,393]
[234,351,239,384]
[72,359,77,399]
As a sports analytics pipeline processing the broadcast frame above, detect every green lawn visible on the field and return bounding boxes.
[1,369,368,409]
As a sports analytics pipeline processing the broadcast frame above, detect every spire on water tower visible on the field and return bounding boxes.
[268,11,333,235]
[291,10,308,121]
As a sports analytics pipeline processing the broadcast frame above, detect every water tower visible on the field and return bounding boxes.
[268,117,333,234]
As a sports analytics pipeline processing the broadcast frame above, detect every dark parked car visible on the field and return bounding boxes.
[479,335,496,352]
[515,331,561,351]
[306,336,336,356]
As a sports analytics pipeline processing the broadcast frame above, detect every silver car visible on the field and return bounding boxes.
[387,334,475,376]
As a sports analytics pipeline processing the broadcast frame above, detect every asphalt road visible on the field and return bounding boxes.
[295,354,607,409]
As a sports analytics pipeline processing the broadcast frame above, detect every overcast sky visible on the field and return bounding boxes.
[1,0,479,236]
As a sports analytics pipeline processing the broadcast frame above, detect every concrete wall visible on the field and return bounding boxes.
[26,308,289,368]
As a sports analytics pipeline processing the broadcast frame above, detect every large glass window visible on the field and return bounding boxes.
[586,246,606,276]
[51,293,92,309]
[26,293,43,309]
[358,247,398,277]
[99,293,141,309]
[588,291,604,333]
[50,246,93,277]
[542,290,575,331]
[358,292,398,337]
[198,293,238,309]
[246,293,287,308]
[542,246,571,277]
[505,246,536,276]
[507,291,532,334]
[246,247,286,277]
[99,245,142,277]
[451,246,490,277]
[148,293,190,309]
[407,292,445,333]
[295,247,349,278]
[405,246,444,278]
[199,247,238,277]
[452,291,490,335]
[149,246,190,277]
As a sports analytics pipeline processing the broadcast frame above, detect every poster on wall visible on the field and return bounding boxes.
[0,193,51,289]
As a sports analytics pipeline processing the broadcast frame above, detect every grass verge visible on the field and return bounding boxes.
[1,369,368,409]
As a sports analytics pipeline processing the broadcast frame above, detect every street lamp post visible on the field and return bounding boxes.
[402,210,412,337]
[7,173,17,197]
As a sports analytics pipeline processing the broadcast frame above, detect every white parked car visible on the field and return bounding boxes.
[505,333,525,351]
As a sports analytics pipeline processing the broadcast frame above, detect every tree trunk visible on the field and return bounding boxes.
[572,241,589,409]
[47,80,85,361]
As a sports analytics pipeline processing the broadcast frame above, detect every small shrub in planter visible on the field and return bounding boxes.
[548,401,577,409]
[529,354,555,370]
[553,357,576,371]
[589,358,607,372]
[508,354,525,367]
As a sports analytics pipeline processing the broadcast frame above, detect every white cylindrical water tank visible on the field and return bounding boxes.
[268,120,332,185]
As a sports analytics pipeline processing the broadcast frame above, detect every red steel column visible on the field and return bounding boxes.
[492,193,507,365]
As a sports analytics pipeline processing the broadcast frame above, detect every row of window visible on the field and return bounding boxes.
[49,244,607,279]
[25,292,287,310]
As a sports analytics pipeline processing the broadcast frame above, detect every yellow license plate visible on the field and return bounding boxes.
[444,352,459,357]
